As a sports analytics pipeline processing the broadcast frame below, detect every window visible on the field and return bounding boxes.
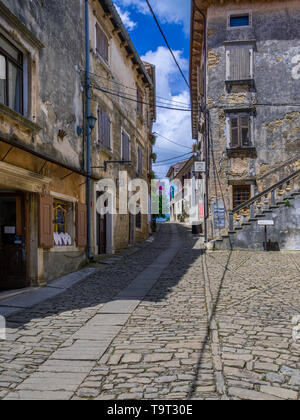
[230,15,249,27]
[227,11,252,29]
[137,88,143,117]
[229,115,251,148]
[122,130,130,162]
[98,107,111,149]
[95,23,109,63]
[233,185,251,209]
[137,144,143,175]
[226,45,253,81]
[53,200,73,246]
[0,34,23,114]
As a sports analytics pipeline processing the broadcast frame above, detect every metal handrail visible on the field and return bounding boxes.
[257,155,300,181]
[231,168,300,215]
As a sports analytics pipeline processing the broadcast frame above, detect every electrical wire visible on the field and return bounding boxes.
[93,85,190,109]
[91,83,192,112]
[80,68,191,107]
[153,132,193,150]
[145,0,190,89]
[153,152,194,165]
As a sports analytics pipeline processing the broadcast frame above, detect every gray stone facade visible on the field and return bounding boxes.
[190,0,300,244]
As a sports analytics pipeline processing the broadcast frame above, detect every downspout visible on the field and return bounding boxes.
[193,1,208,243]
[85,0,92,260]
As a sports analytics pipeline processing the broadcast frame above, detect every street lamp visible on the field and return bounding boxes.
[77,114,97,136]
[87,114,97,130]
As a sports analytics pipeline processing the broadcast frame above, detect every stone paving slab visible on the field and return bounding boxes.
[0,268,97,317]
[1,223,300,400]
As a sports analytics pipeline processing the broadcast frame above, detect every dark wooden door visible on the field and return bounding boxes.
[0,193,27,291]
[97,192,107,255]
[129,214,135,246]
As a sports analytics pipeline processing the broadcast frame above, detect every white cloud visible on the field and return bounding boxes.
[115,0,191,34]
[141,47,192,178]
[115,5,137,31]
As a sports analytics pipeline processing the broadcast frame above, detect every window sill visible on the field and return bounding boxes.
[0,103,42,134]
[93,51,111,75]
[225,79,255,92]
[227,147,257,158]
[96,143,113,158]
[48,246,81,253]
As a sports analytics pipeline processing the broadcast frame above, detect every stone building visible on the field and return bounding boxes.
[0,0,89,290]
[190,0,300,249]
[87,0,156,255]
[0,0,156,291]
[167,157,196,222]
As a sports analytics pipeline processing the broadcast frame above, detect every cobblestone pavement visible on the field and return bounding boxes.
[0,223,300,400]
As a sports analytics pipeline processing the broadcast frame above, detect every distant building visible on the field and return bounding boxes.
[167,157,196,223]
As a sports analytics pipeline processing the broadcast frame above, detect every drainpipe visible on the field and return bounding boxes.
[85,0,92,260]
[193,1,208,243]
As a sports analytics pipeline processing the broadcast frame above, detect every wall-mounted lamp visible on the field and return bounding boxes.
[87,114,97,130]
[77,114,97,136]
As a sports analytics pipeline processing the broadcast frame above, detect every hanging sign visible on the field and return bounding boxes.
[194,162,206,172]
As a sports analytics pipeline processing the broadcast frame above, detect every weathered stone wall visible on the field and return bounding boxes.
[89,0,152,253]
[1,0,85,168]
[206,0,300,239]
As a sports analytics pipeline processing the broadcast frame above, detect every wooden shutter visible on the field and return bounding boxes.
[230,117,240,148]
[76,202,87,247]
[96,24,101,55]
[138,147,143,175]
[229,47,251,81]
[104,113,110,149]
[240,116,250,146]
[98,107,110,149]
[122,131,130,161]
[39,194,54,248]
[96,24,108,62]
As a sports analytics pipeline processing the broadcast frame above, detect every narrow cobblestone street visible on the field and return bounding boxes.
[0,223,300,400]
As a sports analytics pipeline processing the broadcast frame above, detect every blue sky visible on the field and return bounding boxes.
[113,0,192,178]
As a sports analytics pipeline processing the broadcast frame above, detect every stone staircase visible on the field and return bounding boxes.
[214,168,300,251]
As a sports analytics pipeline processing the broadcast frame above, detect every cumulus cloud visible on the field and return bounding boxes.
[141,47,192,178]
[115,5,137,31]
[115,0,191,34]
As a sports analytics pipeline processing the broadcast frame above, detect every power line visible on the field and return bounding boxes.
[81,68,191,107]
[153,132,193,150]
[153,152,193,165]
[145,0,190,89]
[91,84,191,112]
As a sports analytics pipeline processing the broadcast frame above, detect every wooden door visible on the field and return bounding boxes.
[129,214,135,246]
[97,192,107,255]
[0,193,27,291]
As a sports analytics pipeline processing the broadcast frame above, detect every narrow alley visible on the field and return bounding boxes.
[0,223,299,400]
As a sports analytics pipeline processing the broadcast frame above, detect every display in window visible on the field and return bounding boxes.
[53,200,73,246]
